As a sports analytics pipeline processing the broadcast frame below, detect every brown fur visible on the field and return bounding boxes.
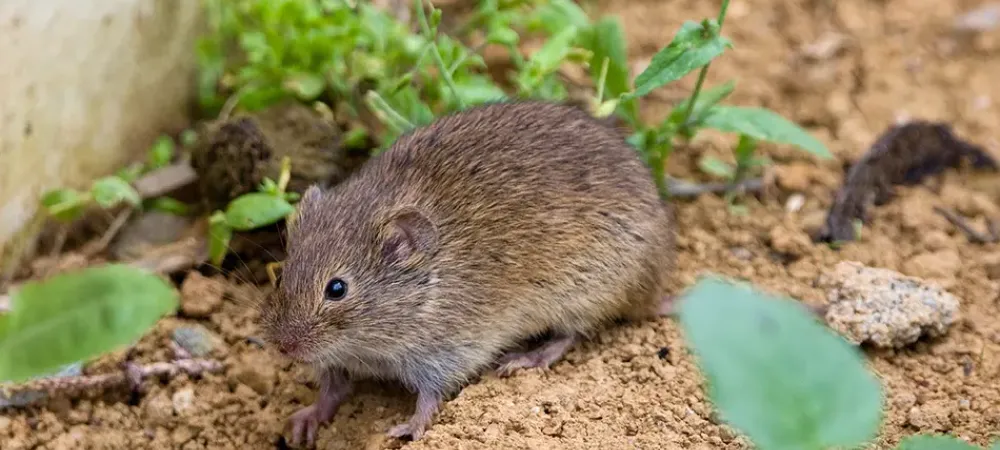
[257,100,675,439]
[816,120,997,243]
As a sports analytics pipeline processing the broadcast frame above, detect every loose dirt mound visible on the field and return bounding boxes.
[4,0,1000,448]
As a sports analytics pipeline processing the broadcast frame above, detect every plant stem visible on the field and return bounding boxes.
[679,0,731,128]
[595,57,610,103]
[364,90,414,133]
[415,0,465,109]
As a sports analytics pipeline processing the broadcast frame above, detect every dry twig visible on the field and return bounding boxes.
[933,206,999,244]
[667,177,764,198]
[0,358,224,409]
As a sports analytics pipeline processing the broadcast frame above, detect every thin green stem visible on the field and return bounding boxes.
[364,91,414,133]
[679,0,731,128]
[415,0,466,109]
[595,57,610,103]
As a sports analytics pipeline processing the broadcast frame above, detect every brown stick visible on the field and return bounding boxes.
[933,206,999,244]
[0,358,224,409]
[132,162,199,200]
[667,177,765,198]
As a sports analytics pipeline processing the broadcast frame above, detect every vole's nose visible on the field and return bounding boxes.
[277,340,300,356]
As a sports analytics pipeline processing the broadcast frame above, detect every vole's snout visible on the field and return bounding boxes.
[263,320,317,361]
[275,338,300,356]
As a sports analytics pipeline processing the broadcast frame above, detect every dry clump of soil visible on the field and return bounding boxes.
[5,0,1000,449]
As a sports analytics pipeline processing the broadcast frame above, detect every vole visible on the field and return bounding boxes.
[257,100,676,447]
[816,120,997,242]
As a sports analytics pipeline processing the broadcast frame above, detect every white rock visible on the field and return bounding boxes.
[819,261,960,348]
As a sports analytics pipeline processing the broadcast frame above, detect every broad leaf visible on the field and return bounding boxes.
[527,0,591,35]
[146,197,190,216]
[701,106,832,158]
[147,136,175,171]
[666,80,736,131]
[678,276,883,450]
[0,264,178,383]
[284,72,326,100]
[698,155,735,179]
[629,20,731,99]
[451,76,507,106]
[896,435,982,450]
[91,176,141,209]
[224,193,295,231]
[208,212,233,266]
[527,27,580,77]
[40,189,87,222]
[582,17,635,120]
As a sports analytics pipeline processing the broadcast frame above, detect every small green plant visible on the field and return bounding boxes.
[562,0,832,197]
[677,276,987,449]
[39,135,191,223]
[0,264,179,383]
[207,157,299,266]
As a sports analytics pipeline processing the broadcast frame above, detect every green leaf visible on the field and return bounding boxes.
[486,26,519,47]
[582,17,636,121]
[701,106,833,159]
[283,72,326,100]
[629,20,731,99]
[896,435,982,450]
[677,276,883,450]
[452,76,507,106]
[527,26,579,76]
[698,155,735,179]
[145,197,190,216]
[224,193,295,231]
[667,80,736,131]
[527,0,591,35]
[147,136,175,171]
[91,176,141,209]
[180,129,199,147]
[40,189,87,222]
[0,264,178,383]
[208,211,232,267]
[116,164,144,183]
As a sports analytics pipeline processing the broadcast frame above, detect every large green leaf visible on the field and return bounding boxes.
[677,276,884,450]
[628,20,731,99]
[224,192,295,231]
[0,264,178,383]
[896,435,982,450]
[701,105,833,158]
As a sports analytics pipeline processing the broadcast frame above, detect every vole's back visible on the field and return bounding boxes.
[343,100,673,343]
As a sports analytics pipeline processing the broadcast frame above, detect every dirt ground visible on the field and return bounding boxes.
[4,0,1000,448]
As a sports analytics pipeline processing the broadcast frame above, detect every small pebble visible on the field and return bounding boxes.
[784,194,805,213]
[954,3,1000,32]
[172,388,195,416]
[172,325,225,357]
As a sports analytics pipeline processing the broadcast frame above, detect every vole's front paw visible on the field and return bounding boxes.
[387,420,426,441]
[287,404,333,448]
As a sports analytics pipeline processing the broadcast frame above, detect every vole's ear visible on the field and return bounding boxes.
[380,207,438,266]
[286,185,323,239]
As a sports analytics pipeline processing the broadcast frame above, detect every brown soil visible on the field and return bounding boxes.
[5,0,1000,448]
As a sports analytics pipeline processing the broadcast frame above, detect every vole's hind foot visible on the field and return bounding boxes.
[495,334,578,377]
[388,390,441,441]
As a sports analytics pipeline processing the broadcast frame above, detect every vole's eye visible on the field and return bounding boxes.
[324,278,348,301]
